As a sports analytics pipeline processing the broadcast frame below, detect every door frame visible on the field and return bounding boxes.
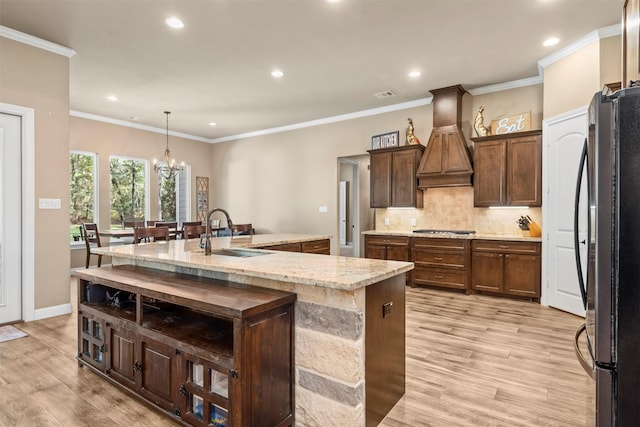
[0,102,36,322]
[541,105,588,313]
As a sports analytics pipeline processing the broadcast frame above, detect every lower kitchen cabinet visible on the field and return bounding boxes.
[75,265,296,427]
[259,238,331,255]
[410,237,471,291]
[471,239,541,299]
[364,235,410,261]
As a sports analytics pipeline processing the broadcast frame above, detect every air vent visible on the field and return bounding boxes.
[374,90,397,99]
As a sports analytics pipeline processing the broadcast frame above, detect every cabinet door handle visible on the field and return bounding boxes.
[133,361,142,372]
[433,257,443,261]
[498,254,503,258]
[499,245,509,249]
[505,254,510,258]
[434,275,444,279]
[178,384,187,396]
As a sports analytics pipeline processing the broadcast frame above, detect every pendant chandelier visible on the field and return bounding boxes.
[153,111,184,179]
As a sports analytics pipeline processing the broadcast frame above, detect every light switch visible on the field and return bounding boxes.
[384,217,389,225]
[319,206,328,213]
[410,218,417,226]
[39,198,61,209]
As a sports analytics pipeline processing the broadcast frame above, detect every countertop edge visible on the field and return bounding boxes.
[362,230,542,242]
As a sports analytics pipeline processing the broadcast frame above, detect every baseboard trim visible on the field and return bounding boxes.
[34,303,72,320]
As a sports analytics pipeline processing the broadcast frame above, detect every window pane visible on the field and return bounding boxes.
[69,152,96,242]
[110,157,146,227]
[159,171,177,221]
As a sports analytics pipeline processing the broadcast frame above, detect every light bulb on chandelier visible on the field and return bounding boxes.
[153,111,184,179]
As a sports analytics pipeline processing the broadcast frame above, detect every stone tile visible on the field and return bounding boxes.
[296,301,363,340]
[296,328,364,383]
[298,369,364,407]
[296,386,364,427]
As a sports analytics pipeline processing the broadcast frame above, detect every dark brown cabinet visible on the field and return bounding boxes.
[258,238,331,255]
[472,130,542,207]
[471,239,541,299]
[410,237,471,291]
[75,265,296,427]
[364,235,410,261]
[368,145,424,208]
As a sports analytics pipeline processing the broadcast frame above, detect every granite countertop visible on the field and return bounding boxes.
[94,234,413,291]
[362,230,542,242]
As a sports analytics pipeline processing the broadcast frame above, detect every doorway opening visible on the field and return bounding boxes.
[338,155,373,257]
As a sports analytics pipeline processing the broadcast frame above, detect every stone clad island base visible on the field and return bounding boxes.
[91,236,413,426]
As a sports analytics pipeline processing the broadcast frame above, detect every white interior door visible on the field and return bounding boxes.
[0,113,22,323]
[542,108,588,316]
[339,180,347,246]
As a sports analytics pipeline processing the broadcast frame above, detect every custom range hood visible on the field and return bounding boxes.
[417,85,474,188]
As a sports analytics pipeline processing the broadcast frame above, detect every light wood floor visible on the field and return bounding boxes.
[0,280,593,426]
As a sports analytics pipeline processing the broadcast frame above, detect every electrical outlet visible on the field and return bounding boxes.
[410,218,417,226]
[384,217,389,225]
[383,302,393,318]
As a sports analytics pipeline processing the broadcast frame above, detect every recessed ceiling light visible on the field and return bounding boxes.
[543,37,559,47]
[271,70,284,78]
[107,95,118,102]
[165,17,184,29]
[409,71,421,78]
[208,122,217,126]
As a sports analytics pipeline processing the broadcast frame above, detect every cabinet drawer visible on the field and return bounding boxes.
[264,242,302,252]
[301,239,330,254]
[412,266,467,290]
[366,235,410,246]
[411,237,467,250]
[471,240,540,254]
[412,248,466,268]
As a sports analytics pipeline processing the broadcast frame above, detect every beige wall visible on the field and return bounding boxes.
[209,106,432,254]
[544,42,602,119]
[0,38,70,310]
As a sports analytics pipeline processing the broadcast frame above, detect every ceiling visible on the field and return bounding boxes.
[0,0,622,141]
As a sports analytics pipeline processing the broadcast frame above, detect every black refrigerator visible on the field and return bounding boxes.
[574,86,640,427]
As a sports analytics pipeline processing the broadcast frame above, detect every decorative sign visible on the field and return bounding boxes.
[490,111,531,135]
[371,131,400,149]
[196,176,209,222]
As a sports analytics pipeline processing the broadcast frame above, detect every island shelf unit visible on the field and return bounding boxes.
[74,265,296,427]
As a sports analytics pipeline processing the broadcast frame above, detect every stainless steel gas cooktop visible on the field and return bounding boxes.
[412,229,476,235]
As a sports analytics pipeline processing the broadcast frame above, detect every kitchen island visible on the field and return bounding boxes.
[91,234,413,426]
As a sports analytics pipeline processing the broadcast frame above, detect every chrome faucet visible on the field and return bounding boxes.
[204,208,234,255]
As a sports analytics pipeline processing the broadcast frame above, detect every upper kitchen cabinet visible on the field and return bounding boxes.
[368,144,424,208]
[472,130,542,207]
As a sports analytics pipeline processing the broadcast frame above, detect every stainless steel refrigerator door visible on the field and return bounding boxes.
[588,92,614,366]
[595,365,614,427]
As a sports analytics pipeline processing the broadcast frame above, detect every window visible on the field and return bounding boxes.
[158,166,190,223]
[69,151,97,243]
[109,156,148,227]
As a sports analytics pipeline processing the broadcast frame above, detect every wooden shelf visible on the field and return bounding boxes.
[73,265,296,427]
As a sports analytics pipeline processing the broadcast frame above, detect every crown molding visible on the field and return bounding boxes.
[70,110,210,143]
[0,25,76,57]
[537,23,621,75]
[467,76,543,96]
[209,97,434,143]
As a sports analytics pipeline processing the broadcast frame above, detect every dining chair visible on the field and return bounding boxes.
[146,220,159,227]
[232,223,254,236]
[134,226,170,244]
[82,223,102,268]
[183,224,208,240]
[155,221,179,239]
[181,221,203,238]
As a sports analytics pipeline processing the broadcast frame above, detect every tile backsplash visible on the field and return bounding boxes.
[374,187,542,237]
